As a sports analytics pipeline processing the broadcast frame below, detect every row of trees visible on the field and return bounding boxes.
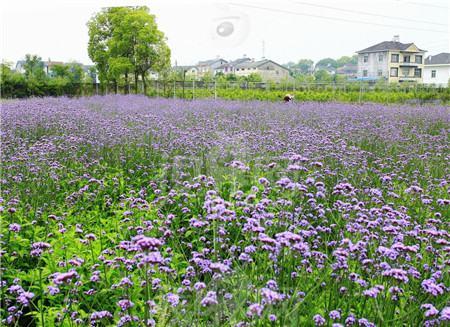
[285,55,358,75]
[1,55,96,98]
[87,6,170,94]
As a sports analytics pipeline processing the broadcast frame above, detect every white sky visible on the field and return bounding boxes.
[1,0,449,66]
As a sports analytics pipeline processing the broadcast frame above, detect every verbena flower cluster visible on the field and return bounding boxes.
[0,95,448,326]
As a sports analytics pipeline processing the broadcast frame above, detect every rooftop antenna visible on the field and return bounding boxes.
[262,40,265,59]
[392,35,400,42]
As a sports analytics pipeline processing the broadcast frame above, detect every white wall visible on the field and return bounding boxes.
[423,65,450,86]
[357,52,388,79]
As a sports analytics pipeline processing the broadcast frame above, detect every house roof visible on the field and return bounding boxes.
[197,58,227,66]
[173,65,197,71]
[234,59,289,71]
[425,53,450,65]
[337,63,357,74]
[357,41,425,53]
[215,58,253,70]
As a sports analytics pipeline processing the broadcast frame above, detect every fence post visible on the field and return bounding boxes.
[359,81,363,104]
[214,79,217,100]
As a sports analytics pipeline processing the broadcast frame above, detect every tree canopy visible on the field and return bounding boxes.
[87,6,170,93]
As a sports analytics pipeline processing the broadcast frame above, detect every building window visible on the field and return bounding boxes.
[402,68,409,77]
[414,68,421,77]
[403,55,410,63]
[377,70,383,77]
[431,70,436,78]
[415,55,422,64]
[363,70,368,77]
[391,54,399,63]
[390,67,398,77]
[378,54,383,62]
[363,55,368,63]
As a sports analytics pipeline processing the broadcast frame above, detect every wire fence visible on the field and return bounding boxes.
[3,79,449,104]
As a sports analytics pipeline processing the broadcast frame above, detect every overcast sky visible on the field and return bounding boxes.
[1,0,449,66]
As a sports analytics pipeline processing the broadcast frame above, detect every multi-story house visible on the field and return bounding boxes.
[357,37,426,83]
[227,58,291,82]
[336,63,358,79]
[15,59,64,76]
[423,53,450,86]
[214,57,252,75]
[196,58,227,77]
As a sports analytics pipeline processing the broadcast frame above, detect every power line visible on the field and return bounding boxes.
[228,2,448,34]
[396,1,449,9]
[291,0,447,26]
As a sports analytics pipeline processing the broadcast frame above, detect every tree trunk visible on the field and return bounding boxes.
[124,72,129,94]
[142,73,147,95]
[134,71,139,94]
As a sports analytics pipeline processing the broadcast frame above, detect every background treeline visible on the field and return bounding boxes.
[1,55,96,98]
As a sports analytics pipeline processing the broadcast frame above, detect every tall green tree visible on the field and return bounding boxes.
[87,6,170,94]
[24,54,45,80]
[315,58,338,70]
[87,12,113,90]
[336,55,357,67]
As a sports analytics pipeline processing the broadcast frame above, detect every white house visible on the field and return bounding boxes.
[214,57,252,75]
[423,53,450,87]
[356,37,426,83]
[197,58,227,76]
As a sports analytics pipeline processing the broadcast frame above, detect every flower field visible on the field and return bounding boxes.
[1,95,449,326]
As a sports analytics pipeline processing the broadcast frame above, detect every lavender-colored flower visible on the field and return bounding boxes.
[329,310,341,320]
[53,271,79,285]
[440,307,450,321]
[247,303,264,317]
[421,278,445,296]
[47,286,60,295]
[261,287,284,305]
[194,282,206,291]
[17,291,34,306]
[382,268,409,283]
[166,293,180,307]
[201,291,218,306]
[421,304,439,317]
[313,314,326,326]
[134,235,163,251]
[9,223,21,232]
[117,299,134,311]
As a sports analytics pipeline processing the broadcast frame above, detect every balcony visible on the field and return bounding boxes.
[399,61,418,67]
[399,76,421,82]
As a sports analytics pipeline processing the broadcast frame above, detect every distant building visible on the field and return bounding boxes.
[197,58,227,76]
[314,64,336,75]
[356,36,426,83]
[173,65,199,79]
[423,53,450,86]
[15,59,99,82]
[214,57,252,75]
[336,63,357,79]
[232,59,291,82]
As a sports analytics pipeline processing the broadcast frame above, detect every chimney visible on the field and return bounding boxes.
[392,35,400,42]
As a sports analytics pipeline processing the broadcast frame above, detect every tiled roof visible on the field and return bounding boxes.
[425,53,450,65]
[357,41,424,53]
[198,58,227,66]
